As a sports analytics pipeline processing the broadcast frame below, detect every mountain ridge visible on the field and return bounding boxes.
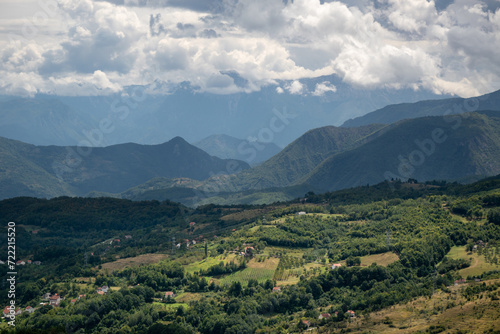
[0,136,250,200]
[342,89,500,127]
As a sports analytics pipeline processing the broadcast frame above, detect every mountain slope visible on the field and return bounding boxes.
[0,98,98,145]
[342,89,500,127]
[303,111,500,191]
[0,138,77,199]
[194,134,282,165]
[0,136,250,199]
[228,124,385,190]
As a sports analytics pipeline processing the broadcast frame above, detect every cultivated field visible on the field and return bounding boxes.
[100,253,170,272]
[217,257,280,285]
[359,252,399,267]
[447,246,500,277]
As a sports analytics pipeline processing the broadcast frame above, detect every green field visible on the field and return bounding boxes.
[218,267,276,285]
[216,257,280,285]
[359,252,399,267]
[183,254,238,274]
[447,246,500,277]
[153,302,189,310]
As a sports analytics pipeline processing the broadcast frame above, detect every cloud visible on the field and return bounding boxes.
[286,80,304,95]
[313,81,337,96]
[1,0,500,96]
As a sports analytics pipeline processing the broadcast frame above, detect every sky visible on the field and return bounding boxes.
[1,0,500,98]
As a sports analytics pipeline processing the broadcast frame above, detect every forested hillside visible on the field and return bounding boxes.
[1,176,499,333]
[0,136,250,199]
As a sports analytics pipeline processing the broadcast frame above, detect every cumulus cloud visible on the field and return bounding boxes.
[1,0,500,96]
[313,81,337,96]
[286,80,305,95]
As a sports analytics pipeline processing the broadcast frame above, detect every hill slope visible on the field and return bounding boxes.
[342,89,500,127]
[0,136,250,199]
[194,134,282,165]
[303,111,500,191]
[228,124,385,190]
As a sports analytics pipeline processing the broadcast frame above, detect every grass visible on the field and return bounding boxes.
[359,252,399,267]
[215,257,279,285]
[447,246,500,277]
[337,278,500,333]
[175,292,203,304]
[218,267,276,285]
[100,253,170,273]
[183,254,238,274]
[153,302,189,311]
[260,246,307,257]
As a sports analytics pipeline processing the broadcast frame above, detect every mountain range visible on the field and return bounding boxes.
[1,89,500,205]
[193,134,282,166]
[0,75,445,148]
[0,136,249,200]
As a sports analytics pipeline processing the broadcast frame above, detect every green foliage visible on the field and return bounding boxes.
[488,208,500,225]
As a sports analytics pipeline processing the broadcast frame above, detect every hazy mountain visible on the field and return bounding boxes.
[342,89,500,127]
[194,134,282,165]
[0,98,98,146]
[303,111,500,191]
[0,136,250,199]
[0,76,445,147]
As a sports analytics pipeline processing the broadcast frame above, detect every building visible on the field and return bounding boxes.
[331,263,342,269]
[25,306,35,314]
[302,320,311,328]
[318,313,331,320]
[71,299,77,305]
[165,291,176,299]
[272,287,281,292]
[347,310,356,317]
[49,294,61,306]
[3,307,11,317]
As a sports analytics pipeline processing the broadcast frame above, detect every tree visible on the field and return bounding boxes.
[346,257,361,267]
[488,208,500,225]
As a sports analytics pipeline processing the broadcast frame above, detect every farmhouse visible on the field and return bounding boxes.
[165,291,176,298]
[272,286,281,292]
[3,307,11,317]
[49,294,61,306]
[318,313,331,320]
[331,263,342,269]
